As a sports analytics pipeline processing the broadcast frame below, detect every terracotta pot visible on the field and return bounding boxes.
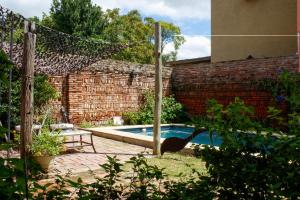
[34,156,54,171]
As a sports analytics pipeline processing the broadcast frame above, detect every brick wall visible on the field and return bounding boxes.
[49,55,298,124]
[170,56,298,118]
[49,59,171,124]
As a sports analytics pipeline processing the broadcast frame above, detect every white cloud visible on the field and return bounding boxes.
[1,0,211,60]
[164,36,211,60]
[0,0,52,18]
[0,0,211,21]
[97,0,210,21]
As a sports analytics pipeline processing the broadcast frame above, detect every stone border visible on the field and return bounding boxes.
[81,124,197,151]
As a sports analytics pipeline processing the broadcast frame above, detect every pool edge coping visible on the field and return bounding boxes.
[80,124,198,151]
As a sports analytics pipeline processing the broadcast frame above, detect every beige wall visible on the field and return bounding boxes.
[212,0,297,63]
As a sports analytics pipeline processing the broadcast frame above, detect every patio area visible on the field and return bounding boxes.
[1,135,152,178]
[52,135,152,177]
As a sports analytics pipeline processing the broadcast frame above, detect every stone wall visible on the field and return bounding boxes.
[170,56,298,118]
[49,59,172,124]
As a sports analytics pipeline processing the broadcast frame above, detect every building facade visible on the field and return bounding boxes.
[211,0,297,63]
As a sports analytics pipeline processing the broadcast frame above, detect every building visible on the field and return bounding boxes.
[211,0,297,63]
[167,0,299,119]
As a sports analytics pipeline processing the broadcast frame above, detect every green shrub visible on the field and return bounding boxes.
[31,154,213,199]
[192,84,300,199]
[30,130,64,156]
[0,50,58,128]
[123,91,184,125]
[123,111,140,125]
[79,120,95,128]
[161,94,184,123]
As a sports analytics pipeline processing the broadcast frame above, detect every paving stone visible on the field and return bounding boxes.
[0,135,152,178]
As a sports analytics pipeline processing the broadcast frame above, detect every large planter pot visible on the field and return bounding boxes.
[34,156,54,171]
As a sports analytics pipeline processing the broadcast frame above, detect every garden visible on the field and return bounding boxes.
[1,41,299,198]
[0,1,300,199]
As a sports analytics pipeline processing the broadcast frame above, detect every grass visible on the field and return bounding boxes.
[147,153,207,180]
[124,153,207,181]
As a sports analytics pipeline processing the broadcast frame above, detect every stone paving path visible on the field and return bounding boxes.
[49,135,152,177]
[0,135,152,178]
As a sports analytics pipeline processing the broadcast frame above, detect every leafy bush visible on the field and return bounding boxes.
[31,154,214,199]
[79,120,95,128]
[193,91,300,198]
[30,130,63,156]
[34,75,60,109]
[0,50,58,129]
[123,91,183,125]
[123,111,140,125]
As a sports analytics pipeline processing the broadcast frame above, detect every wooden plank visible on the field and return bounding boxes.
[20,21,36,158]
[153,22,162,156]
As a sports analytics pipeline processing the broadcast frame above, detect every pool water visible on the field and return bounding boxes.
[116,126,222,146]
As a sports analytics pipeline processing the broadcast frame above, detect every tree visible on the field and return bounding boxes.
[101,9,185,64]
[40,1,185,64]
[145,18,185,62]
[99,9,154,64]
[50,0,106,37]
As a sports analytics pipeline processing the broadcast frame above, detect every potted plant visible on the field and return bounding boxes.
[30,130,63,171]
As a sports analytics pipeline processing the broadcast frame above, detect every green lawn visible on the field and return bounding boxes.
[124,153,207,181]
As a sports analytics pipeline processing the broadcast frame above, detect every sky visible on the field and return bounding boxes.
[0,0,211,60]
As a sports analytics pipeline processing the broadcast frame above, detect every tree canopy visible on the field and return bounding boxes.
[40,0,185,64]
[50,0,106,37]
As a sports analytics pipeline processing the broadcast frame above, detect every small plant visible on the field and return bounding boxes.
[79,120,95,128]
[31,130,63,156]
[123,90,184,125]
[123,111,140,125]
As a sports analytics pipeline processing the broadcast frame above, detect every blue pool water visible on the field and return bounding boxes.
[116,126,223,146]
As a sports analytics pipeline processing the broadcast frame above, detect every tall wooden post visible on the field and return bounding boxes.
[20,21,36,158]
[297,0,300,73]
[153,22,162,156]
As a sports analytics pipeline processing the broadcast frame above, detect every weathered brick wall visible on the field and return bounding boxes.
[171,56,298,118]
[49,56,298,124]
[49,59,171,124]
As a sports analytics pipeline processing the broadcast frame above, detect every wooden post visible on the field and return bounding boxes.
[297,0,300,73]
[153,22,162,156]
[20,21,36,158]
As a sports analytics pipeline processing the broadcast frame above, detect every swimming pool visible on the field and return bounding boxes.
[116,126,223,146]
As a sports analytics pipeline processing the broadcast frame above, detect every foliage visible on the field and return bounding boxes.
[123,91,183,125]
[123,111,140,125]
[0,155,43,200]
[30,130,63,156]
[0,50,58,129]
[31,154,214,199]
[0,53,22,127]
[192,93,300,199]
[0,129,41,199]
[100,9,185,64]
[99,9,155,64]
[49,0,106,37]
[79,120,95,128]
[145,17,185,63]
[0,157,27,199]
[260,71,300,131]
[34,75,60,109]
[260,71,300,111]
[42,1,185,64]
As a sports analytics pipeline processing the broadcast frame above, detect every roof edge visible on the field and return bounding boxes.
[166,56,211,66]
